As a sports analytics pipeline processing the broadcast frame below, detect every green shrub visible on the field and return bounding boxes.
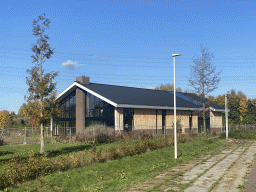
[26,150,51,178]
[177,134,190,143]
[86,147,104,164]
[104,146,119,161]
[204,139,213,144]
[0,150,51,189]
[220,130,256,140]
[133,142,147,154]
[118,143,134,157]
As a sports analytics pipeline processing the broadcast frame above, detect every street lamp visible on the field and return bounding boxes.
[225,93,229,139]
[172,53,181,159]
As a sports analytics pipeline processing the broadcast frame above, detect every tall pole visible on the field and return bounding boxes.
[225,93,228,139]
[172,53,181,159]
[173,56,177,159]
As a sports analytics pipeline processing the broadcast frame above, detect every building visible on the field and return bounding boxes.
[54,76,227,135]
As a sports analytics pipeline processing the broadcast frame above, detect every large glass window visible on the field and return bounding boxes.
[58,90,114,131]
[85,92,114,127]
[59,90,76,130]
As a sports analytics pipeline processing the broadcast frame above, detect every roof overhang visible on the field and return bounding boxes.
[56,82,117,106]
[209,107,230,112]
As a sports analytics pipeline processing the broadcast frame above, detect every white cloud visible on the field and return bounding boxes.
[61,60,83,71]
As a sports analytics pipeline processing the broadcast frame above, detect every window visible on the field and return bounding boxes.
[89,93,95,111]
[58,90,76,130]
[94,97,100,117]
[84,93,114,127]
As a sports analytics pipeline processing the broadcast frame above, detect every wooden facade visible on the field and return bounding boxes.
[114,107,222,134]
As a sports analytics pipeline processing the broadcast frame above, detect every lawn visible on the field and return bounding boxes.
[0,134,228,192]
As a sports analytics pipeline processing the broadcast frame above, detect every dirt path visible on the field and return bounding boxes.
[121,139,256,192]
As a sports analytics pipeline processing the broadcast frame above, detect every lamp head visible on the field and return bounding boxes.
[172,54,181,57]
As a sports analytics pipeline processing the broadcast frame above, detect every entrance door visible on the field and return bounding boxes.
[162,109,166,134]
[123,108,134,132]
[198,117,210,133]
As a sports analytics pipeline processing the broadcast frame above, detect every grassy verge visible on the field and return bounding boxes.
[220,129,256,140]
[4,135,226,192]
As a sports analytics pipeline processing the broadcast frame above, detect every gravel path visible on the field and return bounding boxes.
[241,150,256,192]
[122,139,256,192]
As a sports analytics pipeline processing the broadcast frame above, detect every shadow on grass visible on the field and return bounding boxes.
[46,144,93,157]
[0,151,14,157]
[0,145,93,165]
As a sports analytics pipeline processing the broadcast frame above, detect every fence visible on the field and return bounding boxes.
[53,125,224,138]
[1,124,253,145]
[228,124,256,132]
[0,127,51,145]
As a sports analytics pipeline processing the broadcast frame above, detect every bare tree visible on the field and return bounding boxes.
[24,13,61,154]
[186,44,221,133]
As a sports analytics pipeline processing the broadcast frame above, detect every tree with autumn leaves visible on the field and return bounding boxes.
[24,13,62,154]
[0,110,12,128]
[207,90,256,125]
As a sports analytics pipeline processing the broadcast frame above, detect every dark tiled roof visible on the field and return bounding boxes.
[178,92,225,110]
[75,81,224,110]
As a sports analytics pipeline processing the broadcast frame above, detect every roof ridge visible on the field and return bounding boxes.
[75,81,193,93]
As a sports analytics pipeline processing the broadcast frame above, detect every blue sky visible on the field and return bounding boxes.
[1,0,256,114]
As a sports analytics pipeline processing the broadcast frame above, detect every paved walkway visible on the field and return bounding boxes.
[122,139,256,192]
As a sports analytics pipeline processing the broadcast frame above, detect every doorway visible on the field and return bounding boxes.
[123,108,134,132]
[162,109,166,134]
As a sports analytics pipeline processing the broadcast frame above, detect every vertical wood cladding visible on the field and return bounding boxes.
[157,109,162,128]
[210,111,223,128]
[134,108,156,129]
[114,107,123,131]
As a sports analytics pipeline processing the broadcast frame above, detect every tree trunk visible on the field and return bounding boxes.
[203,100,206,134]
[39,38,45,154]
[40,122,45,153]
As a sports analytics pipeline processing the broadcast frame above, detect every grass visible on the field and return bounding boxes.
[2,134,226,192]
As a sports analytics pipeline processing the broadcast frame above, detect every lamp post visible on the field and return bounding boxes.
[225,93,228,139]
[172,53,181,159]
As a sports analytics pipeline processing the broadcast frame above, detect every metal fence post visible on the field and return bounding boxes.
[23,127,26,144]
[93,127,95,141]
[69,127,71,143]
[164,126,166,138]
[201,125,202,134]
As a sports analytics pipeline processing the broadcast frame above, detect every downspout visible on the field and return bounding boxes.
[119,108,120,133]
[156,109,157,135]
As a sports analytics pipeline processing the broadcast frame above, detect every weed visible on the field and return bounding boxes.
[237,183,245,189]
